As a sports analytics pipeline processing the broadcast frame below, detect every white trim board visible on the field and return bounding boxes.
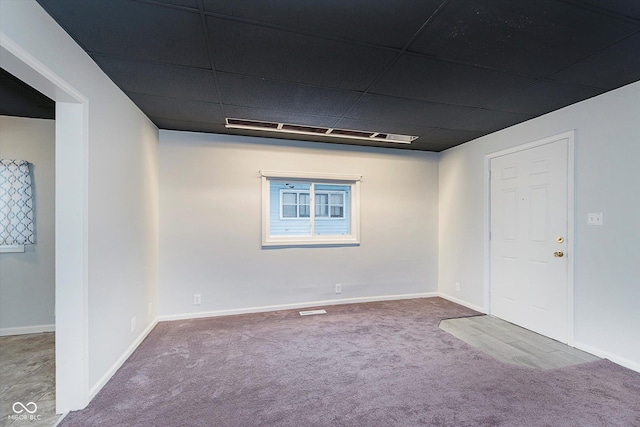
[0,324,55,336]
[88,319,158,401]
[158,293,438,322]
[574,342,640,374]
[437,293,486,314]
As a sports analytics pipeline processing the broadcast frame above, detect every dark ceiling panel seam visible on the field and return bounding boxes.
[222,105,344,121]
[126,90,219,105]
[332,0,452,129]
[461,79,605,119]
[197,0,226,119]
[215,71,363,96]
[559,0,640,25]
[90,48,538,97]
[137,0,640,87]
[89,52,213,72]
[470,28,640,114]
[200,10,402,54]
[125,88,349,121]
[545,28,640,88]
[149,116,218,123]
[133,0,199,14]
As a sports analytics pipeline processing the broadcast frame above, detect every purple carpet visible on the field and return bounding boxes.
[60,298,640,426]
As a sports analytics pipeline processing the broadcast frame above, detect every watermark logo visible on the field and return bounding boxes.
[13,402,37,414]
[8,402,41,421]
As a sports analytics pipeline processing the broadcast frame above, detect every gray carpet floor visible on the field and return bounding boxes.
[60,298,640,426]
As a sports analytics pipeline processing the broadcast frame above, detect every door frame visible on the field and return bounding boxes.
[1,31,90,411]
[483,131,576,346]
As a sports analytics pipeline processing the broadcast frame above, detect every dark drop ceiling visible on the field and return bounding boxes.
[11,1,640,151]
[0,68,54,120]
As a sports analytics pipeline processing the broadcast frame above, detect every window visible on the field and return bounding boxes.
[261,171,361,246]
[280,189,310,218]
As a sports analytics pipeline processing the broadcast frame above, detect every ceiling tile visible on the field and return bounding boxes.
[344,94,476,129]
[218,73,360,117]
[127,93,223,123]
[37,0,210,68]
[417,128,486,149]
[203,0,444,49]
[151,117,228,134]
[454,109,535,132]
[0,68,55,118]
[483,80,607,115]
[371,54,534,107]
[94,55,218,102]
[223,105,340,128]
[550,32,640,90]
[576,0,640,20]
[206,17,397,91]
[0,79,55,119]
[410,0,639,76]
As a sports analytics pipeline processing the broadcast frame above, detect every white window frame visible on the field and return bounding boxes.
[261,170,361,247]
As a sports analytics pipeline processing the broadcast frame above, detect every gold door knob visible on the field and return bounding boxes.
[554,251,564,258]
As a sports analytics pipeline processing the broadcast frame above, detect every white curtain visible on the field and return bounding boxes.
[0,159,35,245]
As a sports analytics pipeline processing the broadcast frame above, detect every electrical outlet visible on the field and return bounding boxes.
[587,212,603,226]
[193,294,201,305]
[455,282,460,292]
[148,302,152,315]
[131,316,136,333]
[335,284,342,294]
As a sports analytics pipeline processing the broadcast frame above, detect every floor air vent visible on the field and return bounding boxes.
[299,309,327,316]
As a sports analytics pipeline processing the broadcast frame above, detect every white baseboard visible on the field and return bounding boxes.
[0,324,55,336]
[158,292,438,322]
[573,341,640,374]
[88,319,158,400]
[437,293,486,313]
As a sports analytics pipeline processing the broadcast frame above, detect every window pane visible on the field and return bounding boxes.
[282,205,297,218]
[315,185,350,235]
[299,193,310,204]
[270,181,311,237]
[315,193,328,217]
[330,193,343,205]
[283,192,297,204]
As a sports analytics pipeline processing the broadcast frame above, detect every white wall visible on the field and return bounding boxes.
[1,0,159,408]
[0,116,55,334]
[159,132,439,317]
[439,80,640,371]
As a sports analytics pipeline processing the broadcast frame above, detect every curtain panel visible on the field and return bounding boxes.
[0,159,35,245]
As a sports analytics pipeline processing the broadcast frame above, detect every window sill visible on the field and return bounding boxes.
[262,236,360,248]
[0,245,25,253]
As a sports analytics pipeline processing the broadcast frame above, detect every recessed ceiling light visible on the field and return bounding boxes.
[225,118,418,144]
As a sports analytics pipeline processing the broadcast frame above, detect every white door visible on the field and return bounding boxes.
[490,138,570,343]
